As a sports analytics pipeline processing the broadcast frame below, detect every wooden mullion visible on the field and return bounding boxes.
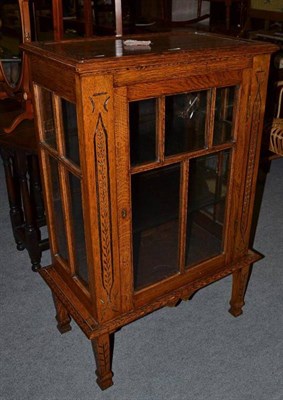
[157,96,165,163]
[52,94,65,157]
[207,88,216,148]
[39,143,82,178]
[213,151,225,222]
[178,160,189,273]
[130,142,234,175]
[33,84,44,142]
[230,85,241,143]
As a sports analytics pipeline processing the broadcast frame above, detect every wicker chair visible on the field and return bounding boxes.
[269,81,283,156]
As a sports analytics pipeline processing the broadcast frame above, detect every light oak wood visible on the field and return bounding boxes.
[23,31,277,391]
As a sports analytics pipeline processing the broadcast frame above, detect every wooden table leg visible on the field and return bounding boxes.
[91,333,114,390]
[229,264,251,317]
[28,154,45,222]
[52,292,72,334]
[15,152,42,271]
[1,149,25,250]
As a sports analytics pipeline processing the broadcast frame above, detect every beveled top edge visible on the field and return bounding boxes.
[22,31,278,71]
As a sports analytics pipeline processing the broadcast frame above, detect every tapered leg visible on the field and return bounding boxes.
[91,333,114,390]
[229,264,251,317]
[52,293,72,334]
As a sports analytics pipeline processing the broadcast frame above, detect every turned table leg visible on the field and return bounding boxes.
[229,264,251,317]
[1,149,25,250]
[52,293,72,334]
[91,333,114,390]
[15,152,42,271]
[28,154,45,221]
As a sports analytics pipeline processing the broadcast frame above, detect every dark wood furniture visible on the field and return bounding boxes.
[201,0,247,31]
[0,99,48,269]
[0,0,33,133]
[23,31,276,391]
[33,0,124,39]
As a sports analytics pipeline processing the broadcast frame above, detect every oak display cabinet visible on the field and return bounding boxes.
[23,32,276,390]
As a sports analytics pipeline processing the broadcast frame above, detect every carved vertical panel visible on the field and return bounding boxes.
[93,112,114,299]
[76,75,120,323]
[240,70,264,238]
[237,55,270,251]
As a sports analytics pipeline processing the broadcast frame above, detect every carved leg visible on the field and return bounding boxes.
[229,264,251,317]
[91,333,114,390]
[52,293,72,334]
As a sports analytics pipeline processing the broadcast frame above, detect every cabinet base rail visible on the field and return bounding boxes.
[38,249,262,390]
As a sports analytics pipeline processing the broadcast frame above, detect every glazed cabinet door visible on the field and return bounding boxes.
[115,69,252,309]
[33,85,94,312]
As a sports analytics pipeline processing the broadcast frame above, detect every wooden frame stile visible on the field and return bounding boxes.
[114,86,134,314]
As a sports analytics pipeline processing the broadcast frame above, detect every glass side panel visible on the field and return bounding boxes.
[165,91,207,156]
[49,156,68,261]
[130,99,157,166]
[132,164,180,290]
[213,86,236,145]
[62,99,80,166]
[185,150,231,267]
[41,88,57,149]
[68,172,88,285]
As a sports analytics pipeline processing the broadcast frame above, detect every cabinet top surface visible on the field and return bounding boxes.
[23,31,277,70]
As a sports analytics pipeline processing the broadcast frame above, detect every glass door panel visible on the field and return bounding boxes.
[128,81,236,292]
[62,99,80,166]
[68,172,88,285]
[165,90,207,156]
[48,156,69,262]
[132,164,181,290]
[185,150,231,267]
[130,98,157,166]
[213,86,236,145]
[41,88,57,149]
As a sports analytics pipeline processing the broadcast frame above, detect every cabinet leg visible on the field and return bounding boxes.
[91,333,114,390]
[229,264,251,317]
[52,293,72,334]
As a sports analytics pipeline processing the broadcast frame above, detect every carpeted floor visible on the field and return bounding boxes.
[0,158,282,400]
